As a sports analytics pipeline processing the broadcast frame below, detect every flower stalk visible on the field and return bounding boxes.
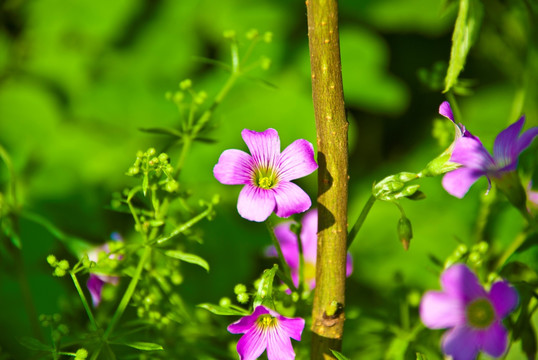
[306,0,349,358]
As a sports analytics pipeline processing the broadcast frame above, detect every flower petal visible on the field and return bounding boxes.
[228,306,270,334]
[278,139,318,181]
[479,322,508,358]
[273,222,300,269]
[242,129,280,170]
[214,149,253,185]
[87,274,105,307]
[266,330,296,360]
[516,123,538,155]
[441,264,486,302]
[237,184,276,222]
[419,291,466,329]
[441,325,480,360]
[493,116,525,167]
[277,315,305,341]
[488,280,518,318]
[236,327,267,360]
[273,182,312,218]
[442,167,485,198]
[300,209,318,262]
[439,101,454,122]
[346,253,353,278]
[451,137,495,170]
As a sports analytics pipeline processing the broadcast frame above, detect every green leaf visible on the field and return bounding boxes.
[197,303,250,316]
[142,174,149,196]
[416,353,429,360]
[164,250,209,272]
[330,350,351,360]
[18,337,52,351]
[122,342,163,351]
[444,0,483,93]
[253,264,278,308]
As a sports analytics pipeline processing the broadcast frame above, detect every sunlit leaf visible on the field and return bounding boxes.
[331,350,351,360]
[197,303,250,316]
[121,342,163,351]
[164,250,210,272]
[252,264,278,308]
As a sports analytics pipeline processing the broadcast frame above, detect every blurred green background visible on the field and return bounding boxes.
[1,0,537,358]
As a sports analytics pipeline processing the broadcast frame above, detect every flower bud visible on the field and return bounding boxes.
[263,32,273,43]
[234,283,247,295]
[419,153,459,177]
[246,29,259,40]
[219,297,231,307]
[75,348,88,360]
[47,254,57,266]
[179,79,192,90]
[397,217,413,251]
[58,260,70,270]
[237,293,249,304]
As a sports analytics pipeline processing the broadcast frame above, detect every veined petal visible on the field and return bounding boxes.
[228,306,270,334]
[442,167,485,198]
[439,101,455,122]
[237,185,276,222]
[451,137,495,170]
[273,182,312,218]
[419,291,466,329]
[488,280,518,318]
[278,139,317,181]
[87,274,105,307]
[516,123,538,156]
[273,222,300,269]
[236,327,267,360]
[214,149,253,185]
[479,322,508,357]
[441,325,480,360]
[300,209,318,262]
[266,328,296,360]
[277,315,305,341]
[441,264,486,302]
[242,129,280,170]
[493,117,525,167]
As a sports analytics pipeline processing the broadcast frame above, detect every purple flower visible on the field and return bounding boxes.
[267,209,353,290]
[86,235,122,307]
[527,182,538,208]
[420,264,518,360]
[442,113,538,198]
[439,101,475,143]
[228,305,305,360]
[213,128,318,222]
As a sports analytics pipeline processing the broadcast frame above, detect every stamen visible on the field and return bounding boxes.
[257,314,278,329]
[258,177,273,189]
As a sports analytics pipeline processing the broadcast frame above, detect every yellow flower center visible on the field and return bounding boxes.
[258,177,273,189]
[257,314,278,329]
[466,298,495,329]
[253,168,278,189]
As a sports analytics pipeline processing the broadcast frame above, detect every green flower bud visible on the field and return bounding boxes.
[476,241,488,254]
[246,29,259,40]
[195,91,207,104]
[237,293,249,304]
[47,254,57,266]
[219,297,231,307]
[223,30,236,39]
[147,148,156,156]
[53,268,66,277]
[127,166,139,176]
[158,153,169,163]
[58,324,69,335]
[75,348,88,359]
[165,180,179,193]
[261,57,271,70]
[397,217,413,251]
[179,79,192,90]
[263,32,273,43]
[234,284,247,295]
[58,260,69,270]
[399,184,421,198]
[173,91,184,103]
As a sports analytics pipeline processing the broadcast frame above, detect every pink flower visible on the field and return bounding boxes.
[228,305,305,360]
[213,128,317,222]
[266,209,353,290]
[420,264,518,360]
[86,233,122,307]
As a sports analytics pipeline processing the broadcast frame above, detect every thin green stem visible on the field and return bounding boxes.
[296,225,305,293]
[0,144,17,207]
[70,271,99,331]
[347,195,376,249]
[103,245,152,340]
[495,231,528,270]
[153,205,213,245]
[265,221,297,292]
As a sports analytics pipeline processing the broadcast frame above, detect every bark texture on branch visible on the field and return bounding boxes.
[306,0,348,359]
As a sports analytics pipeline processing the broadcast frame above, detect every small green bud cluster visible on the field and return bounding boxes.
[234,283,249,304]
[373,172,422,201]
[38,314,69,342]
[75,348,88,360]
[419,153,459,178]
[47,254,70,277]
[445,244,469,268]
[127,148,178,193]
[468,241,489,267]
[166,78,208,108]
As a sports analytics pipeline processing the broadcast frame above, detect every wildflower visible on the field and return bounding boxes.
[214,129,317,222]
[442,115,538,198]
[420,263,518,360]
[266,209,353,290]
[439,101,476,144]
[228,305,305,360]
[86,233,123,307]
